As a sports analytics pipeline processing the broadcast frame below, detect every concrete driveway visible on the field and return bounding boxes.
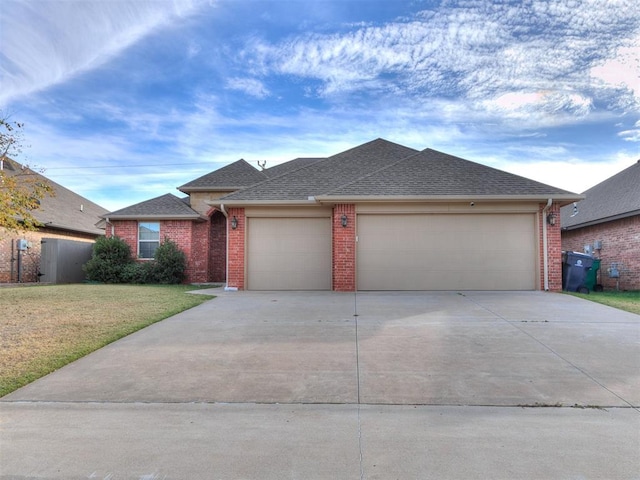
[1,290,639,479]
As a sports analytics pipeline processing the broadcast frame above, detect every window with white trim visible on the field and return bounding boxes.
[138,222,160,259]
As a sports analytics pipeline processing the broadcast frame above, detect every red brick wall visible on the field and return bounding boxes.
[562,215,640,291]
[108,219,210,284]
[333,204,356,291]
[0,227,97,283]
[209,211,227,282]
[226,208,245,289]
[539,203,563,291]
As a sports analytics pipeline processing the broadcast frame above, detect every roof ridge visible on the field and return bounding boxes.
[321,149,421,195]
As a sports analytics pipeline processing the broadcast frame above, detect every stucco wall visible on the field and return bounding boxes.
[562,215,640,291]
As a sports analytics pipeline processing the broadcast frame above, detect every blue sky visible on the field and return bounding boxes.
[1,0,639,211]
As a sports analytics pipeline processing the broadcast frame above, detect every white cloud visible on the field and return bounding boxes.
[0,0,206,105]
[243,0,639,127]
[591,38,640,105]
[226,78,271,98]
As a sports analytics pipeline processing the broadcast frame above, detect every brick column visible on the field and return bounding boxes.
[540,203,563,291]
[227,207,245,290]
[333,204,356,291]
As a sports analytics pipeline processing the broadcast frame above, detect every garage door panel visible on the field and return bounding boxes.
[357,214,536,290]
[247,217,331,290]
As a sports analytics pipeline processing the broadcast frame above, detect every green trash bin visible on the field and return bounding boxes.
[584,258,601,291]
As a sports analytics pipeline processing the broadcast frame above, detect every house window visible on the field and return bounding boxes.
[138,222,160,259]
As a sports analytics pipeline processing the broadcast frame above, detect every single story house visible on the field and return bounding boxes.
[0,157,108,283]
[561,160,640,290]
[104,139,581,291]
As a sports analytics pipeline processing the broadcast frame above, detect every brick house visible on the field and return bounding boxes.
[104,139,581,291]
[560,160,640,291]
[0,158,108,283]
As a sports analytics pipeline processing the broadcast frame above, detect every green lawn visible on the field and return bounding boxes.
[569,290,640,315]
[0,284,214,397]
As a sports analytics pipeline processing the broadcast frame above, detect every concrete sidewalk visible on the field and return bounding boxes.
[1,291,639,479]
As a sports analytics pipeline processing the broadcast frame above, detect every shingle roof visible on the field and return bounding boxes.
[105,193,202,219]
[2,157,108,235]
[220,140,579,202]
[263,157,325,178]
[178,159,267,192]
[221,138,419,201]
[560,160,640,229]
[324,148,576,198]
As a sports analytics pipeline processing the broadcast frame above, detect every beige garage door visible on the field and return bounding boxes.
[247,217,332,290]
[357,214,536,290]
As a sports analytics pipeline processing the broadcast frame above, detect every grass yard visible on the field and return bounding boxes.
[0,284,214,397]
[570,290,640,315]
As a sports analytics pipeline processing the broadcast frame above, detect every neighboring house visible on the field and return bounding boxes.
[0,158,108,283]
[104,139,581,291]
[560,160,640,291]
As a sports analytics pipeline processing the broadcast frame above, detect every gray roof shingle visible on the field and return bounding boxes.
[221,138,419,201]
[560,160,640,229]
[263,157,325,178]
[324,148,576,198]
[106,193,202,219]
[2,158,108,235]
[178,159,267,192]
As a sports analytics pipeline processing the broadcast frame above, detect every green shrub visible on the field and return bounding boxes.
[120,262,153,284]
[83,236,187,285]
[84,236,133,283]
[148,239,187,284]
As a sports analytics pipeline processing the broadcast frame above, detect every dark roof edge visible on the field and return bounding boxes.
[562,209,640,231]
[315,194,584,203]
[36,222,104,235]
[102,214,206,221]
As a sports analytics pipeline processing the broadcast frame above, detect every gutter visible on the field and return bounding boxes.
[542,198,552,291]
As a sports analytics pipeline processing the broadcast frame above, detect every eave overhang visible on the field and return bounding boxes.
[213,193,584,208]
[562,209,640,231]
[314,194,584,204]
[102,214,207,222]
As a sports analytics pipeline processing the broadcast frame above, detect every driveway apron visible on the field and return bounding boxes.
[1,290,639,479]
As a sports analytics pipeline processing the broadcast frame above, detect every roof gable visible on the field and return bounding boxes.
[106,193,202,219]
[324,148,576,198]
[178,159,267,192]
[561,160,640,228]
[2,157,108,235]
[221,138,419,201]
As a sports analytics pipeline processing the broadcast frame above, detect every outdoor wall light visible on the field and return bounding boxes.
[231,216,238,230]
[341,214,348,228]
[546,212,557,226]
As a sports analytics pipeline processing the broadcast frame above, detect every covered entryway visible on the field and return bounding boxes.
[357,213,537,290]
[247,217,332,290]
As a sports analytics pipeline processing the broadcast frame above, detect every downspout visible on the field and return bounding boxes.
[219,204,235,291]
[542,198,552,291]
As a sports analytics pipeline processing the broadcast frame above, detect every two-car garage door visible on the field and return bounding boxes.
[245,213,537,291]
[357,213,536,290]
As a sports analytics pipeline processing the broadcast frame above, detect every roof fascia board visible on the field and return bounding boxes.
[314,194,584,204]
[103,214,206,221]
[562,209,640,230]
[208,199,320,208]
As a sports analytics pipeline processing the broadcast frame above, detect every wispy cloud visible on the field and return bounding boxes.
[226,78,271,98]
[243,0,639,127]
[0,0,205,104]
